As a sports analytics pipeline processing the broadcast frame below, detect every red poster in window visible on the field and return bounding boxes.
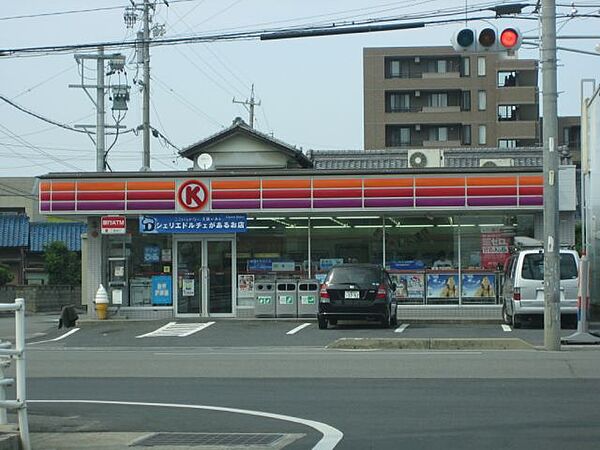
[480,232,511,269]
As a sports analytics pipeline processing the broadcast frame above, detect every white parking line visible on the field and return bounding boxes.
[394,323,410,333]
[286,323,311,335]
[136,322,215,338]
[501,324,512,332]
[28,328,80,345]
[29,399,344,450]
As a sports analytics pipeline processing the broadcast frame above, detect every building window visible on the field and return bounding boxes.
[478,90,487,111]
[498,71,517,87]
[498,139,517,148]
[461,91,471,111]
[385,58,409,78]
[477,56,486,76]
[478,125,487,145]
[386,92,411,112]
[462,125,472,145]
[386,126,411,147]
[498,105,518,121]
[429,127,448,142]
[462,57,470,77]
[428,92,448,108]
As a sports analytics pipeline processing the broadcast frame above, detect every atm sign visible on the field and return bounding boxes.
[101,216,126,234]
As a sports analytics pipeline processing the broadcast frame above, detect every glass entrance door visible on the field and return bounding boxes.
[175,239,234,317]
[176,241,203,315]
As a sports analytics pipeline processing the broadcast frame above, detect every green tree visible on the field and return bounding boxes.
[0,264,13,286]
[43,241,81,285]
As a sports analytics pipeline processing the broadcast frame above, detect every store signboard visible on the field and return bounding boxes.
[461,273,496,298]
[101,216,126,234]
[390,273,425,299]
[426,273,459,298]
[139,214,247,233]
[480,232,511,269]
[151,275,172,305]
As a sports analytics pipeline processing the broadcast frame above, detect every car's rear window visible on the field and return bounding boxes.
[521,253,578,280]
[326,266,381,285]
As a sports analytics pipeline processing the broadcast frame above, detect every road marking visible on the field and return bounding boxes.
[501,325,512,332]
[136,322,215,338]
[28,328,80,345]
[29,399,343,450]
[286,323,311,335]
[394,323,410,333]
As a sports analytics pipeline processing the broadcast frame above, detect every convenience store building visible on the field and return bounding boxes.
[38,119,577,320]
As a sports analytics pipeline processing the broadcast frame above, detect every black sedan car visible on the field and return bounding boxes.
[317,264,398,329]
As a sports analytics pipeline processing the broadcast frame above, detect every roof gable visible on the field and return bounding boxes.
[179,118,312,170]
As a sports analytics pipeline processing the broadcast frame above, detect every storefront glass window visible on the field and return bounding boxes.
[104,221,172,308]
[236,217,309,307]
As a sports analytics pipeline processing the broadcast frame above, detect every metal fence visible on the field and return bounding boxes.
[0,298,31,450]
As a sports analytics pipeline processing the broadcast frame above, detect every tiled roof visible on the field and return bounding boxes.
[0,214,29,247]
[307,147,548,170]
[29,222,86,252]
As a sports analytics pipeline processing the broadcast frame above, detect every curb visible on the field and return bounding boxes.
[327,337,535,350]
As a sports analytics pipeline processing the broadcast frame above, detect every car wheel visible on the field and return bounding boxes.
[512,314,522,329]
[329,319,338,326]
[502,301,512,325]
[318,315,328,330]
[390,304,398,327]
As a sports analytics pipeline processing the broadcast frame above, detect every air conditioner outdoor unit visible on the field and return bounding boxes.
[408,149,444,168]
[479,158,514,168]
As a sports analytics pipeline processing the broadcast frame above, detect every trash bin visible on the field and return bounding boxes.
[276,279,297,318]
[254,278,276,318]
[297,279,320,317]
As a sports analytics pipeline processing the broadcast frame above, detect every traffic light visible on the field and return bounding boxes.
[451,27,522,53]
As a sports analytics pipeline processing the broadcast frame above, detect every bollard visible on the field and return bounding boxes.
[94,284,109,320]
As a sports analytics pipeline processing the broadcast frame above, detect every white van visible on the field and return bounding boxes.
[501,249,579,328]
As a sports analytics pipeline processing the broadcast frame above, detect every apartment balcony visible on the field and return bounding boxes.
[421,106,461,114]
[497,120,538,139]
[422,139,462,147]
[421,71,461,80]
[497,86,538,104]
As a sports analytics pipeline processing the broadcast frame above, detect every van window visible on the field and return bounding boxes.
[521,253,578,280]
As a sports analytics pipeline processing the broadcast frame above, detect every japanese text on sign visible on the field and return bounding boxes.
[139,214,247,234]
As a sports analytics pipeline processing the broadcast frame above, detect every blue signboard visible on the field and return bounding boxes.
[140,214,247,234]
[144,245,161,263]
[461,273,496,298]
[151,275,172,305]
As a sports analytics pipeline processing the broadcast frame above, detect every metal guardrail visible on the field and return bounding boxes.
[0,298,31,450]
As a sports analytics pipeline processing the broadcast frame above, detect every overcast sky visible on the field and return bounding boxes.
[1,0,600,177]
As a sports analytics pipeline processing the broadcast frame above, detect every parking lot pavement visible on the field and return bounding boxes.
[24,317,600,349]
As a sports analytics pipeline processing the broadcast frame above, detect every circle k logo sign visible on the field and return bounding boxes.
[177,180,209,211]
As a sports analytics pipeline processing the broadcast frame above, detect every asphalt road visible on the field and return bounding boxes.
[4,317,600,449]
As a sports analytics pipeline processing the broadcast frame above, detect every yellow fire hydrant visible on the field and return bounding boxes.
[95,284,109,320]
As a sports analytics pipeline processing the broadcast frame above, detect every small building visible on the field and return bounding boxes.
[38,118,577,321]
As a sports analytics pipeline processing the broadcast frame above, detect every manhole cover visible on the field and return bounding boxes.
[132,433,286,447]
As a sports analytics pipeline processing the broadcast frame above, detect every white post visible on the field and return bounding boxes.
[14,299,30,450]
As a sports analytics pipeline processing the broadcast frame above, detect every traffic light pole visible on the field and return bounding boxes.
[541,0,561,350]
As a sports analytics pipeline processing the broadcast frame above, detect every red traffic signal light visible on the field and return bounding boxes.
[451,26,522,53]
[500,28,520,49]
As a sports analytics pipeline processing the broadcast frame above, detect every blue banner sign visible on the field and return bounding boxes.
[151,275,172,305]
[140,214,247,234]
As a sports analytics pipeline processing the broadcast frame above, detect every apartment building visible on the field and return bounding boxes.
[363,46,539,154]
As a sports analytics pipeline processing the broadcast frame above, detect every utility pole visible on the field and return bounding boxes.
[96,46,105,172]
[541,0,561,350]
[70,49,127,172]
[141,0,151,171]
[233,84,261,128]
